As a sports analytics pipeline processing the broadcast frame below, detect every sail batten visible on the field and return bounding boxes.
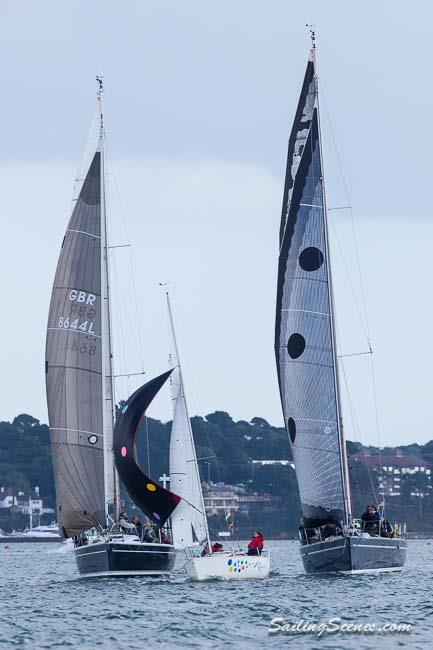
[275,49,350,528]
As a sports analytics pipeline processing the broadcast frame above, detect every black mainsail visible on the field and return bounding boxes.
[275,45,351,529]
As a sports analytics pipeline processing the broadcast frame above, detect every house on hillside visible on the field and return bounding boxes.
[0,486,54,515]
[350,448,432,498]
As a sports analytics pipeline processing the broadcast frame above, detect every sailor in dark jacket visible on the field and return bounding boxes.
[131,516,143,540]
[361,505,380,534]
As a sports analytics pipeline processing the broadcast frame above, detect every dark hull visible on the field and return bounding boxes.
[75,541,176,577]
[300,536,407,574]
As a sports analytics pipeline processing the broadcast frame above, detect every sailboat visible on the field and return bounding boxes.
[45,79,182,577]
[165,292,270,580]
[274,34,407,574]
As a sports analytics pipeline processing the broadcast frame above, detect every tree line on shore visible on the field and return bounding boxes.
[1,412,432,535]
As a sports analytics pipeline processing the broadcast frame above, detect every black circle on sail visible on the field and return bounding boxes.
[288,418,296,443]
[287,333,306,359]
[299,247,324,272]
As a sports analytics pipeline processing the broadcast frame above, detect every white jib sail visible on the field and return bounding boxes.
[167,294,209,549]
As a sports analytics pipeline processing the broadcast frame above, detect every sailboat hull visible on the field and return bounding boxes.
[74,540,176,578]
[185,551,270,581]
[300,536,407,575]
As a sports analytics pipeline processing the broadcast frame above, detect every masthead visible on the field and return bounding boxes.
[96,76,104,132]
[306,24,316,49]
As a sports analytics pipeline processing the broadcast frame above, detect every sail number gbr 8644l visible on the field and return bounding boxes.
[57,289,97,336]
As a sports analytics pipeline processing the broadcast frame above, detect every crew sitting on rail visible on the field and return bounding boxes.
[361,504,381,534]
[247,531,264,555]
[201,542,224,556]
[142,522,157,543]
[119,512,136,533]
[131,516,143,539]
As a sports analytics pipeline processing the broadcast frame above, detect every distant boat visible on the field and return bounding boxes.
[0,525,61,543]
[165,292,270,580]
[274,33,407,574]
[45,79,181,578]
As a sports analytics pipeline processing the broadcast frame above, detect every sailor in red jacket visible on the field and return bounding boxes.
[247,531,264,556]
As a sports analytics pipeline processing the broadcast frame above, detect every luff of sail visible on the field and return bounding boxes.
[275,49,350,528]
[45,148,106,538]
[167,295,209,549]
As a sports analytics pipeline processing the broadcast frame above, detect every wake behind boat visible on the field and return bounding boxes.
[274,32,407,575]
[45,80,181,578]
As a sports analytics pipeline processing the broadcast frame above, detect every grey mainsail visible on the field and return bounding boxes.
[275,48,351,528]
[45,148,106,538]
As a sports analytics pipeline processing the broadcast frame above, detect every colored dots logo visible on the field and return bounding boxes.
[229,558,250,574]
[121,446,127,457]
[146,483,157,492]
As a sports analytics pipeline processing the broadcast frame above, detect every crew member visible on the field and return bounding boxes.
[119,512,136,533]
[131,515,143,540]
[247,531,264,555]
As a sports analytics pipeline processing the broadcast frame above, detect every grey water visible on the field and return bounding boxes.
[0,540,430,649]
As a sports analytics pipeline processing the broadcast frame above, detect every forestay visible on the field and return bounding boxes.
[274,49,350,528]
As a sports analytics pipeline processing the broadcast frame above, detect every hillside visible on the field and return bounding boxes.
[1,412,432,535]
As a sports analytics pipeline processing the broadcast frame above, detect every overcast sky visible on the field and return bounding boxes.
[1,0,432,446]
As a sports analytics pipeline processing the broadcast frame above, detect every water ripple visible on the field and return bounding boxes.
[0,540,430,649]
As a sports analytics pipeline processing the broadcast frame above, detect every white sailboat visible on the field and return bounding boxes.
[165,292,270,581]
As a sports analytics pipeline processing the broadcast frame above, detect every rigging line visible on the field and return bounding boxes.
[338,351,372,359]
[108,243,129,399]
[328,217,371,347]
[334,319,378,505]
[370,351,385,513]
[113,371,146,379]
[320,81,384,497]
[340,356,378,506]
[320,148,383,492]
[319,82,371,344]
[104,141,145,373]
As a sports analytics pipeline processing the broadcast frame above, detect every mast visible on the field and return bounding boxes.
[97,76,120,522]
[311,32,352,524]
[166,292,212,553]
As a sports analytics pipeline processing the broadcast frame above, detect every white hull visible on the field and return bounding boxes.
[185,552,270,581]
